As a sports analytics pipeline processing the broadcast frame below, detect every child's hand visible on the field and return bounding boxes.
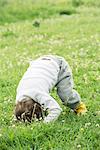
[74,102,87,115]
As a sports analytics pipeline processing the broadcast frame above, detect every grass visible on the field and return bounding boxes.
[0,0,100,149]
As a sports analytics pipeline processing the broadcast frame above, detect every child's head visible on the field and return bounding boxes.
[14,97,43,122]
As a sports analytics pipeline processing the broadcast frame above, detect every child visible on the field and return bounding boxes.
[14,55,87,123]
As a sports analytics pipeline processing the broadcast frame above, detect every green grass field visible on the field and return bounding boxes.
[0,0,100,149]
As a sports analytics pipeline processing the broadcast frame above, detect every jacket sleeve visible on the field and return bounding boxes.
[43,107,62,123]
[37,93,62,123]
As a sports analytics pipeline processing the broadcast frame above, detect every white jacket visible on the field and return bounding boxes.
[16,57,62,123]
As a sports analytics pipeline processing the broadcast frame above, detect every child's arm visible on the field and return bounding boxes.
[44,107,62,123]
[38,94,62,123]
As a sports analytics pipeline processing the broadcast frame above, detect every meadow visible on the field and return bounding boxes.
[0,0,100,149]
